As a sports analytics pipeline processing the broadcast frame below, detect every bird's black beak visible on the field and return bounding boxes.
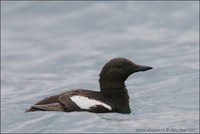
[133,64,153,72]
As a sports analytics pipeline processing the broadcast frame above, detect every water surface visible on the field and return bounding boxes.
[1,1,199,133]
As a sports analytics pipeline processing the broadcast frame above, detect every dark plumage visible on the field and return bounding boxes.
[26,57,153,114]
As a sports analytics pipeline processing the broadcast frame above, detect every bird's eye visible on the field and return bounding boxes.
[117,65,123,68]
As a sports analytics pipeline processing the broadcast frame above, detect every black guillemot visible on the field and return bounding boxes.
[26,57,153,114]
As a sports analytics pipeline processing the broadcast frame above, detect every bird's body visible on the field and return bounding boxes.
[26,57,152,114]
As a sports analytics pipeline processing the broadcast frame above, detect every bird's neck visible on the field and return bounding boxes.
[99,79,130,113]
[99,80,126,91]
[99,79,129,103]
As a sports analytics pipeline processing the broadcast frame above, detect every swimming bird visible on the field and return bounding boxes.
[26,57,153,114]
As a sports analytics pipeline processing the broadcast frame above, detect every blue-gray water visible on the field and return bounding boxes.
[1,1,199,133]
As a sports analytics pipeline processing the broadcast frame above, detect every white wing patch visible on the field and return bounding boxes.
[70,95,111,110]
